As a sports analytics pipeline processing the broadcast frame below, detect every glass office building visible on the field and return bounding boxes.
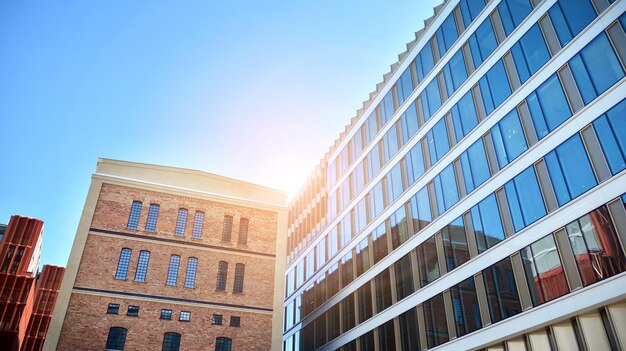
[283,0,626,349]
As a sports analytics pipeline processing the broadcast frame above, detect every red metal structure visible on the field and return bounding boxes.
[0,216,43,351]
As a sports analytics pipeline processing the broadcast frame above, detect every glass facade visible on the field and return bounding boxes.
[283,1,626,349]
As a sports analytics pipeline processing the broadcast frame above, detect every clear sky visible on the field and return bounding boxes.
[0,0,440,267]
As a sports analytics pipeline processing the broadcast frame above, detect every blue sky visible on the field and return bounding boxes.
[0,0,440,267]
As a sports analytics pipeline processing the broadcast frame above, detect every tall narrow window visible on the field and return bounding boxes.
[450,277,482,337]
[215,337,233,351]
[238,218,249,245]
[105,327,127,351]
[184,257,198,288]
[192,211,204,238]
[521,234,569,306]
[166,255,180,286]
[504,166,546,232]
[442,216,470,271]
[483,257,521,323]
[423,293,449,348]
[145,204,160,232]
[221,215,233,242]
[127,201,142,230]
[593,100,626,175]
[134,250,150,282]
[233,263,245,293]
[491,109,528,169]
[162,332,181,351]
[114,248,132,280]
[216,261,228,291]
[175,208,188,236]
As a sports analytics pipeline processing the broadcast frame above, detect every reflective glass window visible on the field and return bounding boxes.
[367,145,382,179]
[483,257,521,323]
[527,74,571,139]
[434,164,459,216]
[442,216,470,271]
[491,109,527,169]
[423,293,449,348]
[549,0,597,46]
[570,33,625,105]
[479,60,511,115]
[378,320,396,351]
[421,78,442,122]
[451,91,479,143]
[371,223,388,264]
[460,138,491,194]
[375,268,393,312]
[400,102,419,144]
[417,235,440,287]
[395,252,415,300]
[380,90,395,126]
[511,24,550,83]
[368,181,385,220]
[390,206,409,249]
[399,307,420,350]
[341,294,356,332]
[443,50,468,96]
[427,118,450,165]
[504,166,546,232]
[451,277,482,337]
[469,18,498,69]
[354,160,366,195]
[355,237,371,277]
[364,111,378,146]
[521,234,569,306]
[436,14,459,57]
[594,100,626,174]
[416,41,436,83]
[566,206,626,287]
[497,0,533,36]
[327,262,339,297]
[406,141,425,185]
[354,197,368,234]
[351,129,363,161]
[471,194,505,253]
[383,124,399,163]
[544,134,597,206]
[397,65,414,106]
[358,282,373,323]
[459,0,486,28]
[341,250,354,288]
[410,187,432,232]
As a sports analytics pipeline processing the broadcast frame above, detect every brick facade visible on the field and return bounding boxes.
[48,160,287,351]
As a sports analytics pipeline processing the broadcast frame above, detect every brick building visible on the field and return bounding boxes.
[44,159,287,350]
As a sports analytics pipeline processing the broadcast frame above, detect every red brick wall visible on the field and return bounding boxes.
[57,294,272,350]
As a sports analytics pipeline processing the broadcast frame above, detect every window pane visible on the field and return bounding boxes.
[436,14,459,57]
[491,109,527,169]
[390,206,409,249]
[184,257,197,288]
[216,261,228,291]
[175,208,187,236]
[594,100,626,174]
[380,90,395,126]
[367,145,382,179]
[479,60,511,115]
[358,282,373,323]
[375,269,393,312]
[498,0,533,36]
[416,41,436,82]
[134,250,150,282]
[238,218,249,245]
[504,166,546,232]
[399,307,420,350]
[549,0,596,46]
[406,141,425,185]
[355,237,371,277]
[341,294,356,332]
[471,194,505,253]
[469,18,498,68]
[115,248,132,280]
[127,201,142,230]
[511,24,550,83]
[417,235,440,287]
[570,33,625,105]
[397,66,414,105]
[401,102,419,144]
[192,211,204,238]
[427,118,450,165]
[395,252,415,301]
[459,0,486,27]
[162,333,181,351]
[145,204,159,232]
[460,138,490,194]
[221,215,233,242]
[421,78,442,122]
[341,251,354,288]
[410,187,432,232]
[423,293,449,348]
[434,164,459,216]
[450,277,482,337]
[166,255,180,286]
[369,181,385,220]
[451,91,478,143]
[483,257,521,323]
[544,134,597,206]
[442,216,470,271]
[521,234,569,306]
[106,327,127,351]
[566,206,626,287]
[371,223,388,264]
[383,125,399,163]
[527,74,571,139]
[443,50,468,96]
[378,319,396,351]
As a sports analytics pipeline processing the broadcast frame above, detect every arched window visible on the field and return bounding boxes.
[114,248,132,280]
[166,255,180,286]
[184,257,198,288]
[162,332,181,351]
[134,250,150,282]
[127,201,142,229]
[238,218,249,245]
[145,204,160,232]
[175,208,188,236]
[221,215,233,242]
[192,211,204,238]
[216,261,228,291]
[105,327,127,351]
[215,337,232,351]
[233,263,245,293]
